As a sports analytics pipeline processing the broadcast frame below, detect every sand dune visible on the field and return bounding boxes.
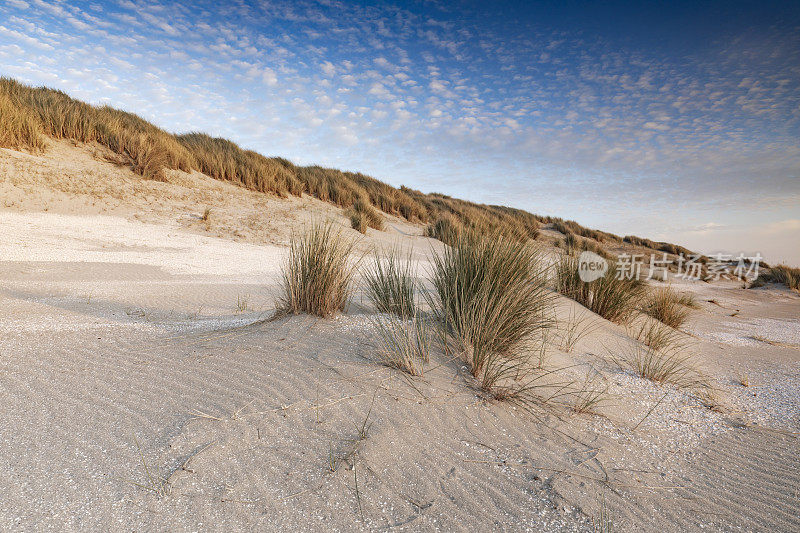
[1,143,799,531]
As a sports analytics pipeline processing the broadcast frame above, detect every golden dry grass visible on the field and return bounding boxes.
[346,199,384,233]
[177,133,302,196]
[640,286,692,329]
[0,91,46,152]
[756,264,800,291]
[0,76,694,254]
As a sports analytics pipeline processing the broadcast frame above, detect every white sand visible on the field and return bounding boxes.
[1,140,799,532]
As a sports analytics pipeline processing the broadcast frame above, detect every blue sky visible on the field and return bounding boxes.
[1,0,799,264]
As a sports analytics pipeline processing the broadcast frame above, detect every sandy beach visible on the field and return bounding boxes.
[1,141,799,531]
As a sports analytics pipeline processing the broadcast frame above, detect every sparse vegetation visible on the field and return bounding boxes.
[236,294,250,313]
[559,309,597,353]
[615,334,711,392]
[370,312,430,376]
[629,319,689,353]
[592,494,613,533]
[676,292,699,309]
[555,254,644,324]
[429,234,554,395]
[754,264,800,291]
[737,372,750,387]
[363,247,416,318]
[277,222,358,318]
[126,435,171,497]
[571,374,609,414]
[640,287,692,329]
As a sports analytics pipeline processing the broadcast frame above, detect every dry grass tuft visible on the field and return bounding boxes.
[127,435,171,497]
[0,91,46,152]
[640,286,692,329]
[555,254,644,324]
[369,312,431,376]
[736,372,750,387]
[615,335,711,392]
[236,294,250,314]
[364,247,416,318]
[277,222,358,318]
[348,209,369,234]
[558,309,599,353]
[429,234,554,394]
[425,214,463,245]
[354,199,384,230]
[571,374,609,415]
[676,292,700,309]
[346,199,384,233]
[755,264,800,291]
[628,319,689,353]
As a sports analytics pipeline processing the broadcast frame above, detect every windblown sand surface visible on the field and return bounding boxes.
[1,142,799,531]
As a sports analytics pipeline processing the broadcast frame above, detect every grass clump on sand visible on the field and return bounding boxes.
[558,309,598,353]
[616,340,712,392]
[571,374,609,415]
[370,312,430,376]
[429,234,555,396]
[364,247,416,318]
[640,286,692,329]
[346,199,384,234]
[348,209,369,234]
[555,254,644,324]
[616,320,712,393]
[629,319,689,353]
[676,292,699,309]
[754,264,800,291]
[277,222,358,318]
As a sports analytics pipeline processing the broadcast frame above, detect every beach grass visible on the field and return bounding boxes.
[277,222,358,318]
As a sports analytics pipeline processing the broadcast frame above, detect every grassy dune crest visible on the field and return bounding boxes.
[1,76,697,253]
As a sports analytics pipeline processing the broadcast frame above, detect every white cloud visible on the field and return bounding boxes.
[320,61,335,76]
[262,67,278,86]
